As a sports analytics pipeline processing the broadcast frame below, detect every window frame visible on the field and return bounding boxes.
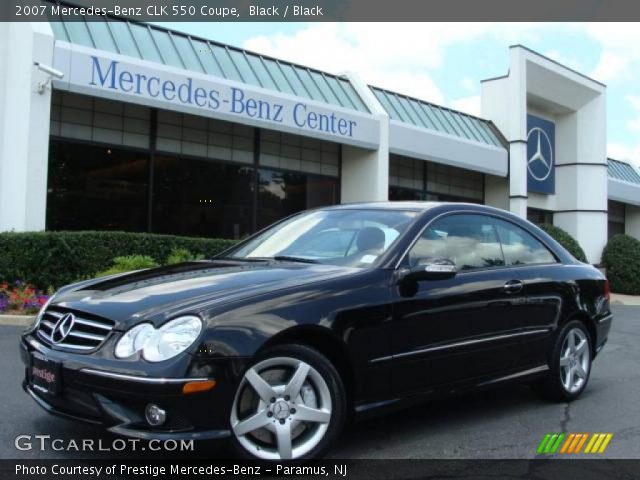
[397,210,561,273]
[492,216,559,268]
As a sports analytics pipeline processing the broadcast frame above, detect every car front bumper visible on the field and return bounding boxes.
[20,335,238,441]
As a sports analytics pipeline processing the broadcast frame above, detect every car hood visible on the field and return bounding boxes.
[51,260,358,329]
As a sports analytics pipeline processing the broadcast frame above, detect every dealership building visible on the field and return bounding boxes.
[1,19,640,264]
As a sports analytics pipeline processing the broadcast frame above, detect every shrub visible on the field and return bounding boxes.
[602,234,640,294]
[97,255,159,277]
[166,247,205,265]
[538,224,588,263]
[0,231,237,290]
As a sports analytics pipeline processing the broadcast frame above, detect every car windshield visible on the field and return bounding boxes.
[226,209,418,268]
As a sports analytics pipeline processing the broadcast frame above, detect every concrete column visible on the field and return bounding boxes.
[507,49,528,219]
[340,72,389,202]
[554,95,608,264]
[0,23,54,232]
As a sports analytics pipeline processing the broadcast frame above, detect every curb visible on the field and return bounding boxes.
[610,293,640,307]
[0,315,34,326]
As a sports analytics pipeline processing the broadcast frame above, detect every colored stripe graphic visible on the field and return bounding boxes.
[585,433,613,453]
[537,433,566,454]
[539,433,613,454]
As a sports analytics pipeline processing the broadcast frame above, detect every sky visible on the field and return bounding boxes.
[158,22,640,166]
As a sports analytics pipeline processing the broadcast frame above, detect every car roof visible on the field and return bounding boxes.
[321,201,492,212]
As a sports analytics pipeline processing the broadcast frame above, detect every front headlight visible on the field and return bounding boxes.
[114,316,202,362]
[114,323,155,359]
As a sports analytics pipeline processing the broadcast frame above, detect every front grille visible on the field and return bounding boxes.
[37,308,115,352]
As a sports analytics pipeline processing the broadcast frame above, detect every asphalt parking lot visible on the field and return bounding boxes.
[0,305,638,460]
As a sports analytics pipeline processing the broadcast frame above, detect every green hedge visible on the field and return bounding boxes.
[0,231,237,290]
[538,223,588,263]
[602,234,640,294]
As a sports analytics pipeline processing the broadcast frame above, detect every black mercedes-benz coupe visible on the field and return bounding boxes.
[21,202,612,460]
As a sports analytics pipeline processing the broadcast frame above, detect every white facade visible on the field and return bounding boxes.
[1,23,640,264]
[482,46,609,263]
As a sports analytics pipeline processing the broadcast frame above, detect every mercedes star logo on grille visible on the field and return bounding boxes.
[51,313,75,344]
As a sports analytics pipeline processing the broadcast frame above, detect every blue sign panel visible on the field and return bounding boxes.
[527,114,555,194]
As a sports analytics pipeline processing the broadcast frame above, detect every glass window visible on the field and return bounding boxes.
[247,56,279,90]
[63,20,94,47]
[108,21,140,58]
[493,219,556,266]
[527,208,553,226]
[47,141,149,232]
[257,169,338,230]
[230,208,417,268]
[309,71,341,106]
[258,55,295,95]
[172,35,204,72]
[340,79,367,112]
[49,19,69,42]
[86,18,118,53]
[407,99,437,130]
[128,23,162,63]
[152,156,254,239]
[409,214,504,270]
[608,200,626,238]
[373,90,402,121]
[385,94,412,123]
[296,69,326,103]
[389,187,424,201]
[150,30,184,68]
[329,78,356,110]
[227,50,260,86]
[191,40,224,77]
[457,114,484,143]
[279,64,311,99]
[210,45,242,82]
[396,96,422,126]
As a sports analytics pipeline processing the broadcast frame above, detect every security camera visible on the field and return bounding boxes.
[34,62,64,79]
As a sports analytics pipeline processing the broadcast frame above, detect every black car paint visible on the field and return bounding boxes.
[20,202,612,439]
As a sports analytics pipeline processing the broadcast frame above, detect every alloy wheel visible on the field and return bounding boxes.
[559,327,590,394]
[230,356,332,460]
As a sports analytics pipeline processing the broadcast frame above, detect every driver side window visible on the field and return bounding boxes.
[408,214,505,271]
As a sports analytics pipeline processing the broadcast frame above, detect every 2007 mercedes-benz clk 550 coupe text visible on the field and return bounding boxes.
[20,202,612,460]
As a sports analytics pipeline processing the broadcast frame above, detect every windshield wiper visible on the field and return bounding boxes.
[272,256,320,264]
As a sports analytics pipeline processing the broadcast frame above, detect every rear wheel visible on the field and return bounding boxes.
[229,344,346,460]
[534,320,592,401]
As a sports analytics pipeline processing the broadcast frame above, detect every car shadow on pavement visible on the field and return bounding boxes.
[331,382,558,458]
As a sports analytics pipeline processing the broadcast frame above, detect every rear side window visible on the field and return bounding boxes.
[493,218,556,266]
[408,214,504,271]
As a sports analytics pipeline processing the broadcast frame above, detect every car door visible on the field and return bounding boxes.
[389,213,539,395]
[491,217,563,366]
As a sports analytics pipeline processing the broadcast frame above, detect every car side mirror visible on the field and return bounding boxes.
[403,257,457,282]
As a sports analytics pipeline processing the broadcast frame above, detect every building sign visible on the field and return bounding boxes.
[527,114,555,194]
[53,43,379,149]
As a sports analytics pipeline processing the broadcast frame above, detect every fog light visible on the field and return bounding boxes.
[145,404,166,426]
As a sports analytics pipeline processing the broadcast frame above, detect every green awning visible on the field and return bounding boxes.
[608,158,640,184]
[48,10,369,114]
[370,85,505,148]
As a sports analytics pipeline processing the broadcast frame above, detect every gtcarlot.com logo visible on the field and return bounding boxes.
[537,432,613,454]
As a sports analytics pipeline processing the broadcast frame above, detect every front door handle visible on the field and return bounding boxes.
[503,280,524,294]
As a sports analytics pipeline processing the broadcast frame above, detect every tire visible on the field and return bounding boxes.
[229,344,346,461]
[533,319,593,402]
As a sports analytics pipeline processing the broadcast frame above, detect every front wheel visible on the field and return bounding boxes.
[534,320,592,402]
[229,344,346,461]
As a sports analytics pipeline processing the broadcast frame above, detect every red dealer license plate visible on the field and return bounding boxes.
[30,353,61,396]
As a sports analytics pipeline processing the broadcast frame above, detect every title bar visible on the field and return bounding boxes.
[3,0,640,21]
